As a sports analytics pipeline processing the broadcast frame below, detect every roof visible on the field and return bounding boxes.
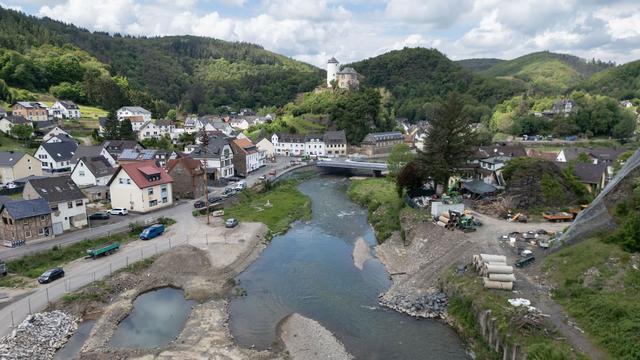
[33,121,57,131]
[118,106,151,115]
[27,176,86,203]
[76,156,115,178]
[323,130,346,144]
[102,140,143,157]
[275,132,305,143]
[47,134,76,143]
[230,138,256,155]
[561,147,626,163]
[328,57,339,64]
[128,116,146,123]
[362,132,404,144]
[109,160,173,189]
[71,146,107,163]
[462,180,497,195]
[526,149,558,161]
[189,136,231,159]
[2,115,28,124]
[155,119,174,127]
[15,101,45,109]
[475,144,527,159]
[1,198,51,220]
[337,67,359,75]
[118,148,158,161]
[57,101,79,109]
[39,141,78,162]
[166,157,204,175]
[0,152,26,167]
[556,162,607,185]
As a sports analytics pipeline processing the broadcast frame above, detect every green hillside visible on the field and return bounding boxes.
[456,58,505,72]
[480,51,613,94]
[0,7,323,114]
[579,60,640,100]
[348,48,525,122]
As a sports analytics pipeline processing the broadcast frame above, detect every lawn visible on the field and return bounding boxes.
[224,181,311,234]
[544,237,640,359]
[0,133,34,154]
[347,178,402,243]
[38,101,107,120]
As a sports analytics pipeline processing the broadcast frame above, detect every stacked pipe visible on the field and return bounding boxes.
[434,211,460,231]
[472,254,515,290]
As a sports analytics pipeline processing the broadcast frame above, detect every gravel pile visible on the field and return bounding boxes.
[379,292,448,319]
[0,311,77,360]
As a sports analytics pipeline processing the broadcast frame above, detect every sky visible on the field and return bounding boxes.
[2,0,640,68]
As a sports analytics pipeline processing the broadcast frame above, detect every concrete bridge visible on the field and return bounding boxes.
[316,159,388,176]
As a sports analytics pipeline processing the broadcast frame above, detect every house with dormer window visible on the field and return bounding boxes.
[107,160,173,213]
[34,141,78,172]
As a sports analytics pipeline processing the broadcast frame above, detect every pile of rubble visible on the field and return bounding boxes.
[379,292,448,319]
[0,311,77,360]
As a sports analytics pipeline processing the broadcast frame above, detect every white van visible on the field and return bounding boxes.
[234,180,247,191]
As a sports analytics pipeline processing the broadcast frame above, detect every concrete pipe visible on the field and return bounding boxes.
[438,215,450,223]
[483,278,513,290]
[484,264,513,274]
[488,273,516,282]
[436,221,447,227]
[480,254,507,263]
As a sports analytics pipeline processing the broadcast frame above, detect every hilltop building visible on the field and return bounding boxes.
[327,58,360,90]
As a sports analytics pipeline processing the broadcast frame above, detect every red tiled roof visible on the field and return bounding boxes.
[112,160,173,188]
[128,115,145,122]
[165,157,204,175]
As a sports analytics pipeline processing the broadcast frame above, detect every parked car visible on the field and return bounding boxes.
[234,181,247,191]
[225,218,239,228]
[4,182,17,189]
[223,189,236,198]
[88,212,110,220]
[139,224,165,240]
[108,208,128,216]
[194,200,206,208]
[38,267,64,284]
[223,187,236,195]
[258,175,267,181]
[208,195,222,204]
[268,170,276,176]
[228,176,241,182]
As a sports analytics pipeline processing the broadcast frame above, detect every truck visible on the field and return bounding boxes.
[0,259,7,276]
[86,242,120,259]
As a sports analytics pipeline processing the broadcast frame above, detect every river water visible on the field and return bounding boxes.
[229,176,468,359]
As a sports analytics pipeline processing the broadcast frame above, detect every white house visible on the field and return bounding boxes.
[256,137,275,157]
[137,121,163,140]
[304,134,326,157]
[271,133,306,156]
[189,136,234,180]
[230,138,264,177]
[42,127,71,142]
[70,145,117,167]
[35,141,78,172]
[23,176,88,234]
[117,106,152,123]
[229,118,250,130]
[50,101,81,119]
[107,161,173,213]
[155,119,175,134]
[129,117,147,131]
[71,156,116,187]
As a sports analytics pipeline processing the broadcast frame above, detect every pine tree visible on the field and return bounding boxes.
[103,111,120,140]
[119,119,134,140]
[415,92,477,191]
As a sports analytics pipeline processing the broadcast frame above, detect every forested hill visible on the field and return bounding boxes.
[0,7,323,114]
[347,47,525,122]
[578,60,640,100]
[478,51,614,94]
[456,58,505,72]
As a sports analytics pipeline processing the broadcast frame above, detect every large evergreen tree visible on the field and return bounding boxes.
[119,119,135,140]
[103,111,120,140]
[415,93,477,190]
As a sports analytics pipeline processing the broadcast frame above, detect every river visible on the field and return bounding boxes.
[229,176,468,359]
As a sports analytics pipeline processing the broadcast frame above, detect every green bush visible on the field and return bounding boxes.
[527,343,572,360]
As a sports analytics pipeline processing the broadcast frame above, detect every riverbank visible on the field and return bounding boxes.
[347,178,402,242]
[278,313,353,360]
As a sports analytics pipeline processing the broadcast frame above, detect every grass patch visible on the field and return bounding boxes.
[544,237,640,359]
[224,181,311,233]
[0,275,34,288]
[0,133,33,153]
[347,178,402,243]
[445,270,579,359]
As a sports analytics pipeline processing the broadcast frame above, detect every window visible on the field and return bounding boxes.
[76,200,83,206]
[51,204,58,211]
[38,227,45,235]
[119,178,124,184]
[149,200,158,207]
[161,186,167,192]
[24,229,31,238]
[148,188,154,195]
[79,171,85,176]
[126,179,131,184]
[67,202,73,209]
[40,215,47,221]
[162,197,168,203]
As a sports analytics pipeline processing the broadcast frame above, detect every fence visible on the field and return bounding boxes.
[0,232,193,338]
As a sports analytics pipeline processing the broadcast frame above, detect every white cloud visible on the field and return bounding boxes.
[385,0,473,27]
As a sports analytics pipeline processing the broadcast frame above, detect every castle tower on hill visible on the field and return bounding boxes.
[327,57,339,87]
[327,57,360,90]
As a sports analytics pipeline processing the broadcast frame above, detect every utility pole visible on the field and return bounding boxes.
[199,128,211,225]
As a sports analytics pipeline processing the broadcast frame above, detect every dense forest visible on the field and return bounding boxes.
[578,60,640,100]
[456,58,505,72]
[0,7,323,115]
[348,48,526,122]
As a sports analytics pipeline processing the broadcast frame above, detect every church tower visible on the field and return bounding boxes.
[327,57,339,87]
